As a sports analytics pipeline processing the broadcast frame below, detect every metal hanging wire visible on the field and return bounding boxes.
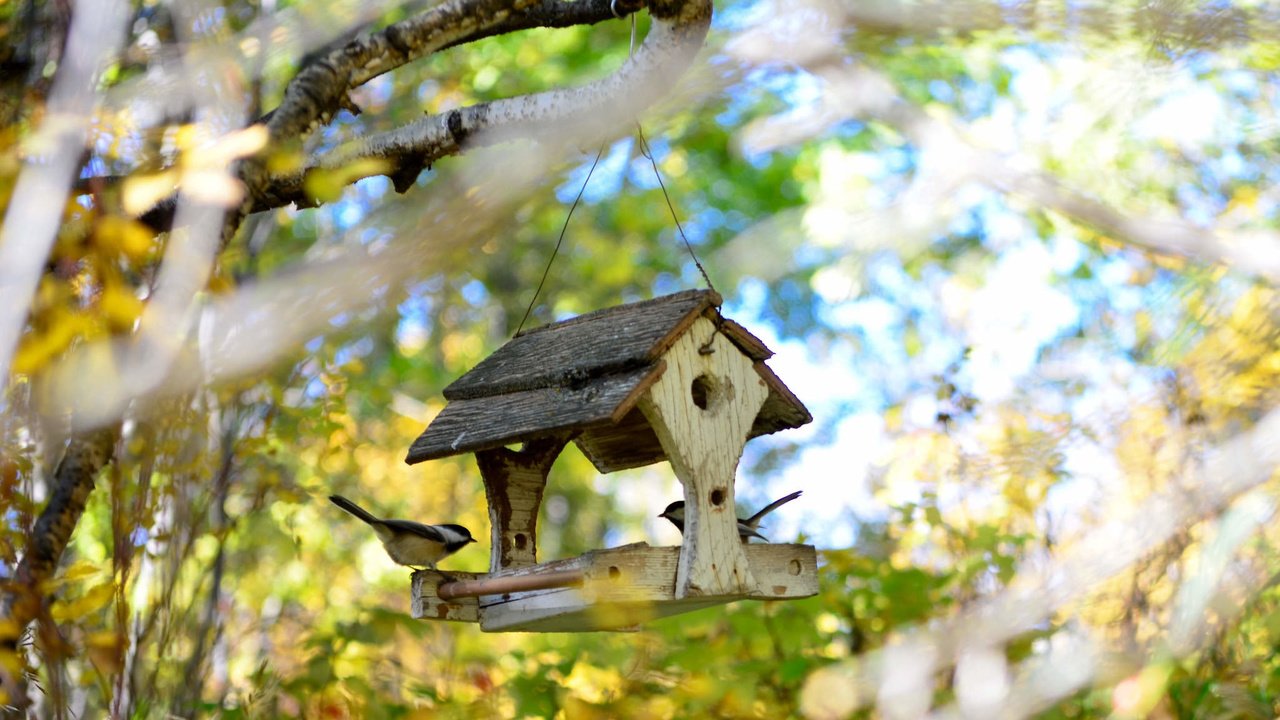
[513,10,716,337]
[624,8,716,293]
[513,146,607,337]
[635,124,715,293]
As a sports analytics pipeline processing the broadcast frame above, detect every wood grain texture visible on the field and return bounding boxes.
[406,365,659,463]
[411,543,818,631]
[443,289,718,400]
[572,406,666,473]
[407,290,810,468]
[411,569,482,623]
[475,543,818,632]
[719,318,773,361]
[638,316,770,599]
[475,436,567,570]
[751,360,814,437]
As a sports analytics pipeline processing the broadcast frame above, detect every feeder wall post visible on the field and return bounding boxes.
[639,316,769,598]
[475,435,568,570]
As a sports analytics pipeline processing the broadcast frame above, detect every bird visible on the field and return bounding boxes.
[658,490,802,542]
[328,494,477,570]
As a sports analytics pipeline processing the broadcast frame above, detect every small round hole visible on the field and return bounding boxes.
[608,566,621,580]
[710,488,725,506]
[514,533,527,549]
[691,374,713,410]
[789,559,802,576]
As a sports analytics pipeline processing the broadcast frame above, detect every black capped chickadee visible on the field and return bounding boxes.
[329,494,477,570]
[658,490,802,542]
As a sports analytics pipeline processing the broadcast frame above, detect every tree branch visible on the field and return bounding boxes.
[440,0,645,49]
[91,0,655,233]
[233,0,541,227]
[255,0,712,210]
[254,0,647,144]
[748,56,1280,284]
[1,428,119,630]
[41,0,713,430]
[989,167,1280,283]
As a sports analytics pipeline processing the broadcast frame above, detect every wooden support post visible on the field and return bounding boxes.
[412,569,482,623]
[474,435,568,571]
[638,316,769,599]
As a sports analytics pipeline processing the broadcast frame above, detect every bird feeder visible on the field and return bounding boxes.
[405,289,815,632]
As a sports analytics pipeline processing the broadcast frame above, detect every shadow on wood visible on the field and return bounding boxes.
[412,543,818,632]
[404,290,815,632]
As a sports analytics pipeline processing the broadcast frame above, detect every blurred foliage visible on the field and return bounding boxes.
[2,0,1280,717]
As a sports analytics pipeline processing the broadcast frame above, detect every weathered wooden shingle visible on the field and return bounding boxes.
[444,289,719,400]
[406,365,663,464]
[406,289,811,470]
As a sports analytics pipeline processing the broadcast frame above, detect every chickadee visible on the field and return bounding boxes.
[658,490,802,542]
[329,494,477,570]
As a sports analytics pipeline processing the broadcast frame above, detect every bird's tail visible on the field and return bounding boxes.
[744,490,802,528]
[329,495,380,525]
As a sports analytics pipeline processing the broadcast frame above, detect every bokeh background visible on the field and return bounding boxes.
[2,0,1279,717]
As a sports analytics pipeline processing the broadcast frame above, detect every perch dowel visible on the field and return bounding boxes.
[437,569,584,600]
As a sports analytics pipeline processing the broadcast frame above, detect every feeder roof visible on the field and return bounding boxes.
[405,289,811,472]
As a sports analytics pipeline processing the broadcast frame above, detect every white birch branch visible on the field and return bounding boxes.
[258,0,712,209]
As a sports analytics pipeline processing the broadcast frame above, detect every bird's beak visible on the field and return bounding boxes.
[657,511,668,518]
[468,537,478,543]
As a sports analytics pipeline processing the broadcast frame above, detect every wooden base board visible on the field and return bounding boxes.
[411,542,818,632]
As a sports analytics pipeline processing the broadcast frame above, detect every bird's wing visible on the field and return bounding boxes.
[744,490,802,527]
[378,518,446,542]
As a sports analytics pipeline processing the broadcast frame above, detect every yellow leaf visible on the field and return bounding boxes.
[303,169,345,204]
[85,630,126,676]
[187,124,268,168]
[1227,185,1260,212]
[207,271,236,294]
[94,215,155,261]
[86,630,122,649]
[122,169,178,217]
[266,147,305,175]
[561,661,624,704]
[0,647,20,677]
[303,158,391,204]
[182,168,245,207]
[99,284,144,330]
[173,123,206,152]
[1150,252,1185,271]
[11,310,92,374]
[50,580,115,622]
[61,560,103,583]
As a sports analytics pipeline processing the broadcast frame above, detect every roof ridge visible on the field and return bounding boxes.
[512,288,720,338]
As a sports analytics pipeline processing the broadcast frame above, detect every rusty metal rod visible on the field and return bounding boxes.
[437,569,585,600]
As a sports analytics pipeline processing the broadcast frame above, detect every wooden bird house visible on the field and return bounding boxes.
[406,289,815,632]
